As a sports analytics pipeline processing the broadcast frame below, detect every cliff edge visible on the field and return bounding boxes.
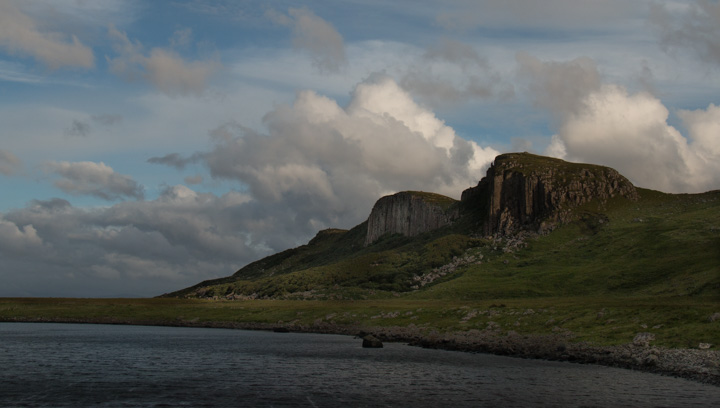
[461,152,639,235]
[365,191,459,245]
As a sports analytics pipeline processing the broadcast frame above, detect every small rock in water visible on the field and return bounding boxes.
[362,334,383,348]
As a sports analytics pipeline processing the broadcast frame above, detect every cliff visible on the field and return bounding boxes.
[365,191,459,245]
[461,152,639,235]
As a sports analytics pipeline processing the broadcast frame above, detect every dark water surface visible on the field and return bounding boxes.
[0,323,717,407]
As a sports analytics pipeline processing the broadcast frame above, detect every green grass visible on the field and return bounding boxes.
[410,188,719,300]
[1,296,717,348]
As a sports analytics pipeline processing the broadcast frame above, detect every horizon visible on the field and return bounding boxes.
[1,0,719,297]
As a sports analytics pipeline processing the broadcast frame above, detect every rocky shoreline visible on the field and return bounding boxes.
[5,316,718,387]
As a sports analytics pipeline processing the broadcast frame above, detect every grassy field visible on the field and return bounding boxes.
[1,295,717,349]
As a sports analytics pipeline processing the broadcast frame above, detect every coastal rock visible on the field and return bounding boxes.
[362,334,384,348]
[633,332,656,347]
[365,191,459,246]
[461,152,639,236]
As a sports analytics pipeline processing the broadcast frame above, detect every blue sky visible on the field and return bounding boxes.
[1,0,719,297]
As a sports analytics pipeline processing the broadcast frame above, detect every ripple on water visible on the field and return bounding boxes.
[0,323,718,407]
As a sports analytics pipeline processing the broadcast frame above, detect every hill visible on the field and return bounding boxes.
[163,152,719,302]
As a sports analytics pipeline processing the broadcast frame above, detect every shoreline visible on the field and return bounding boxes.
[4,316,718,387]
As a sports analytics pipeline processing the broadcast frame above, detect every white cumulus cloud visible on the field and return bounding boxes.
[200,75,498,232]
[519,54,720,193]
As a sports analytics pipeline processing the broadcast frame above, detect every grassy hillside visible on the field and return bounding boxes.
[415,188,720,300]
[3,187,718,347]
[166,187,719,304]
[146,154,720,350]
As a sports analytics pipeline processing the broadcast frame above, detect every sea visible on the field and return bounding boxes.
[0,323,717,407]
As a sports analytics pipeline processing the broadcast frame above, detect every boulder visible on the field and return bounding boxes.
[633,332,655,347]
[362,334,384,348]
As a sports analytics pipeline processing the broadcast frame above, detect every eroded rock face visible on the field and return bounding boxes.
[461,152,639,236]
[365,191,459,246]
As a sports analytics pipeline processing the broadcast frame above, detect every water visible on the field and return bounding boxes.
[0,323,717,407]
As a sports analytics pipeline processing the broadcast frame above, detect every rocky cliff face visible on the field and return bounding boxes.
[365,191,459,246]
[461,152,639,236]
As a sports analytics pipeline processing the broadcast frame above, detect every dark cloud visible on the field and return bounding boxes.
[0,188,258,297]
[45,161,144,201]
[29,198,72,212]
[64,119,91,137]
[147,153,199,170]
[651,0,720,67]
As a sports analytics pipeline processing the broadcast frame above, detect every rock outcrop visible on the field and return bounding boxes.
[365,191,459,246]
[461,152,639,236]
[361,334,384,348]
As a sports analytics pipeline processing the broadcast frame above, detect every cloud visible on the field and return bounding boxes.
[520,54,720,193]
[170,27,193,48]
[106,24,220,96]
[0,189,256,297]
[45,161,144,201]
[147,153,200,170]
[0,149,22,176]
[3,75,502,297]
[679,102,720,159]
[91,114,123,126]
[268,7,346,73]
[198,75,498,237]
[651,0,720,66]
[435,0,639,32]
[0,1,94,69]
[184,175,203,185]
[400,39,513,105]
[64,119,91,137]
[0,219,44,254]
[516,52,601,117]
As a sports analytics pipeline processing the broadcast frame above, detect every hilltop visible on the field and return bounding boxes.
[167,152,711,302]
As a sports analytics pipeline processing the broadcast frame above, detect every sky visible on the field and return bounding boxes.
[0,0,719,298]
